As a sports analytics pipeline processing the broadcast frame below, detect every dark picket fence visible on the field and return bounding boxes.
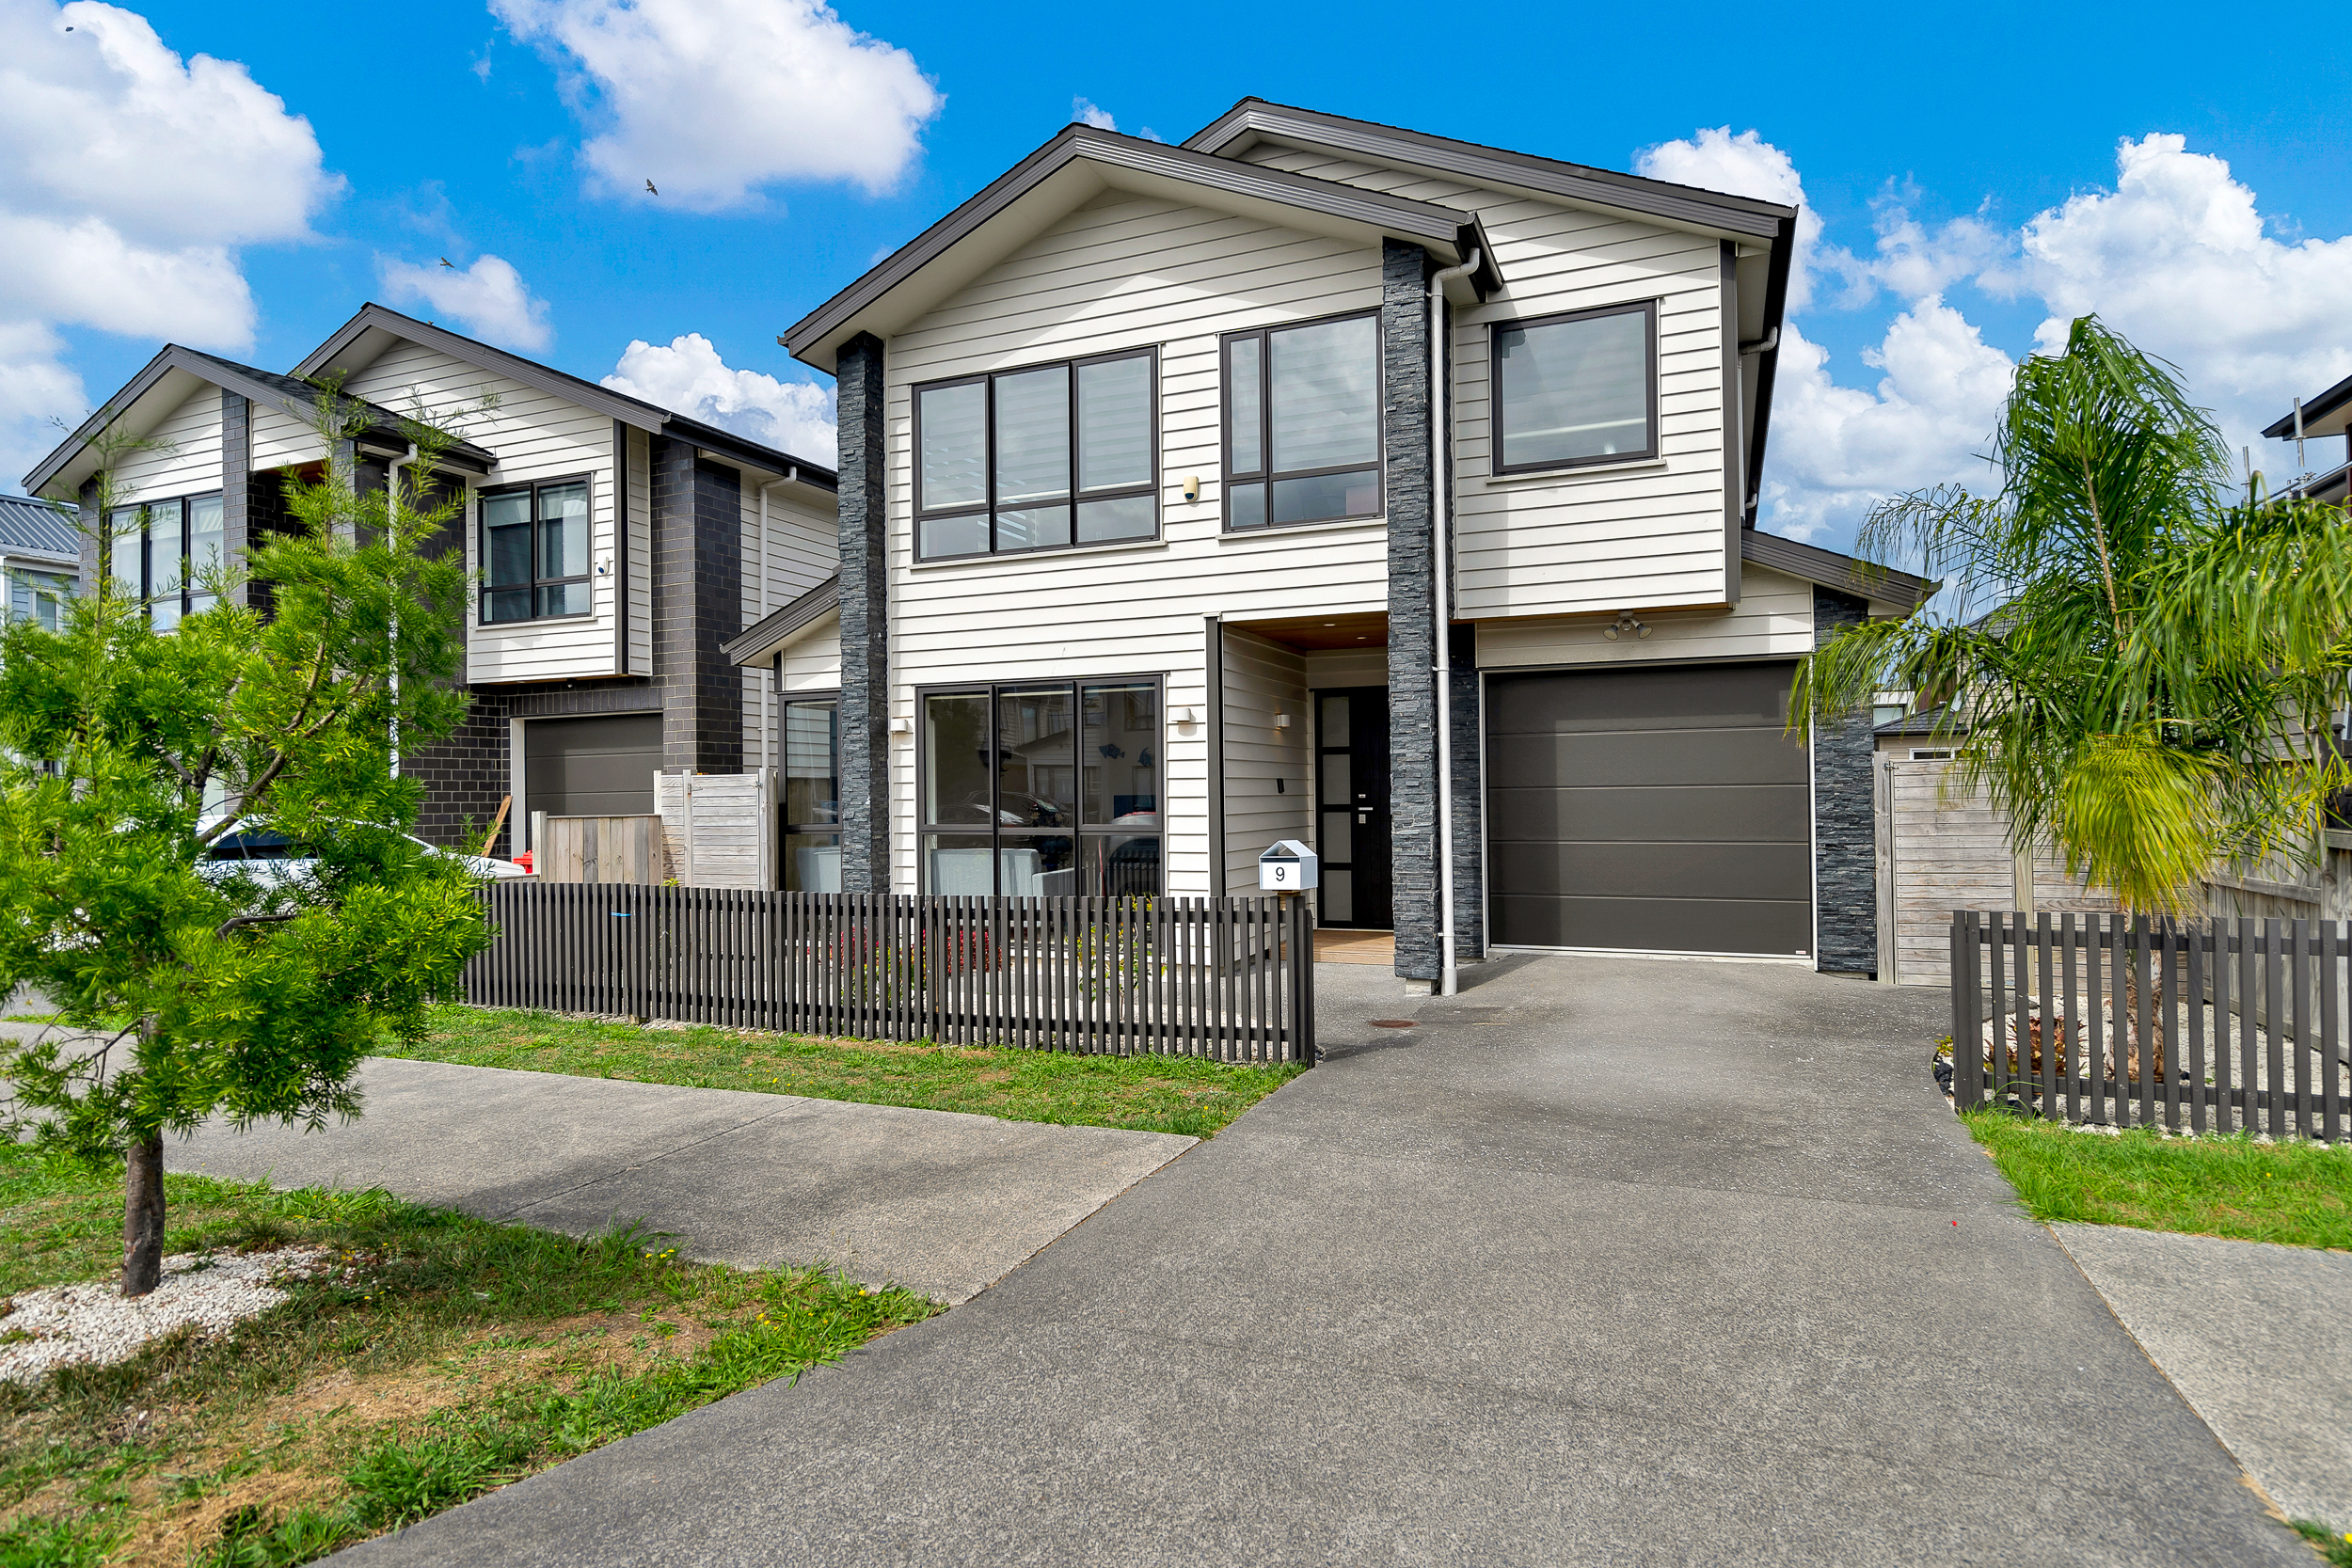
[465,882,1317,1065]
[1950,911,2352,1140]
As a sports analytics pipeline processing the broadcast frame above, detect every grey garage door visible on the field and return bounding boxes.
[524,714,662,838]
[1486,662,1813,956]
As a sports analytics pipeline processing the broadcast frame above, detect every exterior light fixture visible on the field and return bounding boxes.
[1273,712,1292,729]
[1602,612,1651,641]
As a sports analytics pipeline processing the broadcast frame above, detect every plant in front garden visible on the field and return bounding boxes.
[0,387,490,1299]
[1791,314,2352,916]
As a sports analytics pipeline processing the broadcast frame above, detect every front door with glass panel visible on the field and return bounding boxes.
[1315,688,1391,928]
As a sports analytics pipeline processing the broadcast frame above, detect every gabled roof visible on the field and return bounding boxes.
[0,496,79,562]
[2264,370,2352,440]
[294,304,838,485]
[780,123,1502,373]
[724,574,839,666]
[1740,530,1937,611]
[23,344,501,498]
[1185,100,1797,242]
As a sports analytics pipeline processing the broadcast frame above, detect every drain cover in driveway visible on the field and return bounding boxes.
[1367,1020,1418,1029]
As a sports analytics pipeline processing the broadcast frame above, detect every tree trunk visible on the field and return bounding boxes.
[121,1127,166,1298]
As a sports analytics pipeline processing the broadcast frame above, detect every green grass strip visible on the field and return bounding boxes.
[1963,1110,2352,1251]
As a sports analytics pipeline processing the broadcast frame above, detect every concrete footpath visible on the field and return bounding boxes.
[331,957,2304,1567]
[2056,1221,2352,1529]
[170,1057,1193,1306]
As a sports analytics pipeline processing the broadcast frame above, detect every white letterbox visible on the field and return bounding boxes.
[1257,839,1319,892]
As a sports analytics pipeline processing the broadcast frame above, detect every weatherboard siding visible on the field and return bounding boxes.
[882,189,1394,894]
[1219,628,1311,895]
[780,610,841,693]
[1473,563,1813,669]
[248,404,319,472]
[1240,143,1734,618]
[107,388,224,511]
[737,481,835,765]
[341,340,623,685]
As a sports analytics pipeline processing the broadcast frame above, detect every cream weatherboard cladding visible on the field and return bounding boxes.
[1237,142,1734,619]
[106,388,225,509]
[881,189,1396,895]
[780,610,842,693]
[1218,627,1311,894]
[1474,563,1815,669]
[738,482,835,766]
[340,340,624,686]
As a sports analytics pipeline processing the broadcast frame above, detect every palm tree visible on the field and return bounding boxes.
[1790,316,2352,915]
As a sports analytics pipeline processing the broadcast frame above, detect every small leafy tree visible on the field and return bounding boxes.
[1791,316,2352,913]
[0,389,490,1295]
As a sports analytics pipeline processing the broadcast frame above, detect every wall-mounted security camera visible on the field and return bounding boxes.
[1181,475,1201,503]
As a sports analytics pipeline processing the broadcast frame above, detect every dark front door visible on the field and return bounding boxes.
[1315,687,1391,928]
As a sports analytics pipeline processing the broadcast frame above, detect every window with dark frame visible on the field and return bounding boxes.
[780,694,840,892]
[1489,299,1659,474]
[1222,310,1384,531]
[103,492,224,629]
[918,677,1162,896]
[914,350,1158,562]
[481,476,591,623]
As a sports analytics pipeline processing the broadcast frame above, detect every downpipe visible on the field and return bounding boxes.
[385,442,418,778]
[1429,249,1480,998]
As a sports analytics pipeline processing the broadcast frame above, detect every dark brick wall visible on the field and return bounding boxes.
[650,436,743,774]
[1813,587,1876,974]
[407,689,514,857]
[834,333,890,894]
[1381,240,1438,982]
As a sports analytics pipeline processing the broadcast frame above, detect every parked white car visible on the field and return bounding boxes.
[196,824,528,893]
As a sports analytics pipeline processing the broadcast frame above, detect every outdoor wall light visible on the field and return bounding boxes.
[1272,712,1292,730]
[1602,612,1652,641]
[887,717,914,736]
[1171,706,1198,725]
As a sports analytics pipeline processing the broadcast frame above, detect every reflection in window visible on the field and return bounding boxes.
[780,698,839,892]
[1491,301,1657,472]
[920,678,1161,896]
[914,351,1157,560]
[1223,313,1382,531]
[105,493,220,629]
[482,478,592,623]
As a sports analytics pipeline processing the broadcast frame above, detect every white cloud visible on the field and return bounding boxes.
[603,333,836,465]
[1996,134,2352,455]
[491,0,941,211]
[0,0,336,489]
[1761,306,2014,543]
[1637,127,1844,312]
[379,255,553,352]
[1073,97,1116,131]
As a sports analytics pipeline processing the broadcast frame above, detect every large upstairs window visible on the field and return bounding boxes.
[914,350,1158,561]
[482,477,590,623]
[1490,300,1658,473]
[1222,311,1383,531]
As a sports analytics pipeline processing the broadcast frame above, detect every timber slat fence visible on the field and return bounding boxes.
[1952,911,2352,1140]
[465,883,1316,1065]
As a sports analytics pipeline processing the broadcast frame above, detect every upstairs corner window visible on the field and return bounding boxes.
[1222,312,1383,531]
[483,477,590,623]
[104,492,222,629]
[914,350,1158,562]
[1491,300,1658,474]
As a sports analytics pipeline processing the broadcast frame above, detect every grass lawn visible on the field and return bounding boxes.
[385,1004,1304,1138]
[0,1141,934,1566]
[1963,1109,2352,1250]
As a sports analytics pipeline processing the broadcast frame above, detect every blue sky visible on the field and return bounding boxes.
[6,0,2348,549]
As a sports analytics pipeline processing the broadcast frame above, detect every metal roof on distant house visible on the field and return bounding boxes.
[1874,704,1964,738]
[0,496,82,562]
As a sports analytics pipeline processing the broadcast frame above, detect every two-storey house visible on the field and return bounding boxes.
[23,306,837,860]
[730,100,1931,990]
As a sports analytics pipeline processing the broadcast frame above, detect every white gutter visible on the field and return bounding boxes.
[385,441,418,778]
[1429,248,1480,999]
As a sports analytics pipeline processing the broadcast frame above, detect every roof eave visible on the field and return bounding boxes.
[723,575,840,665]
[1740,529,1936,610]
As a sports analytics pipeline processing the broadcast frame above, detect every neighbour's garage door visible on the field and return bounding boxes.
[524,714,662,837]
[1486,662,1812,957]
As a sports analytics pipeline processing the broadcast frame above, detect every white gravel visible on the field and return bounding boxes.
[0,1246,337,1386]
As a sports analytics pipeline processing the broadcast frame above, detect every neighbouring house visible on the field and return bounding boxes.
[2266,372,2352,503]
[0,495,80,628]
[20,309,837,860]
[735,99,1935,987]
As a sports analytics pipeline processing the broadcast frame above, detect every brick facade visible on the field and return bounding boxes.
[650,436,744,774]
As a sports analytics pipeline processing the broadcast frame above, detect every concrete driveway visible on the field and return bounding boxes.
[337,956,2299,1566]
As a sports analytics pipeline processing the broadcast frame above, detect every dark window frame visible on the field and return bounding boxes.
[913,673,1166,896]
[777,687,843,893]
[912,346,1161,563]
[1487,298,1661,477]
[479,471,595,625]
[1220,307,1386,533]
[103,490,223,627]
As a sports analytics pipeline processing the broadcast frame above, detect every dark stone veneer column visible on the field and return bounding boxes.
[834,333,890,894]
[1381,239,1438,982]
[220,389,252,608]
[1812,586,1876,974]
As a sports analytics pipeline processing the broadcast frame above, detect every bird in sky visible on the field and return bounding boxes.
[438,257,455,268]
[644,179,659,196]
